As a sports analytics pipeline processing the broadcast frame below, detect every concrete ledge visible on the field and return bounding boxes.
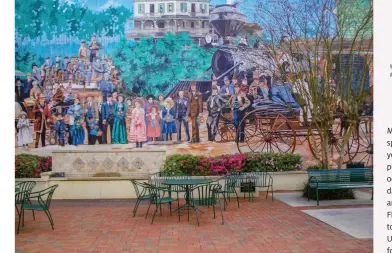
[15,171,308,200]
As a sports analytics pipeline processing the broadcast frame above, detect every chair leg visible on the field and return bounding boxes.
[266,186,269,199]
[32,210,35,221]
[187,204,190,221]
[178,200,181,222]
[151,205,158,225]
[213,205,216,219]
[133,199,141,217]
[218,200,224,225]
[145,202,152,219]
[44,210,55,230]
[234,190,240,208]
[271,185,274,202]
[371,188,373,200]
[22,209,25,227]
[194,207,199,226]
[160,204,162,216]
[169,202,172,216]
[316,188,319,206]
[17,207,23,234]
[308,186,310,202]
[221,193,227,211]
[15,204,20,218]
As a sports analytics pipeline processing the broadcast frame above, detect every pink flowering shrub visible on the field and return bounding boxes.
[163,152,302,176]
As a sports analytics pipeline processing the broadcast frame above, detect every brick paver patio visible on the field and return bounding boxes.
[15,194,372,253]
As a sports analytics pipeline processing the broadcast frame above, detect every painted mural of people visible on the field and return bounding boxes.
[24,72,34,99]
[88,118,103,145]
[54,113,66,147]
[229,84,250,143]
[97,72,113,99]
[68,96,85,146]
[161,98,176,141]
[29,81,42,101]
[129,98,147,148]
[32,63,42,86]
[17,111,33,148]
[206,85,226,142]
[188,81,203,143]
[147,105,161,141]
[89,35,102,62]
[175,90,190,142]
[111,94,128,144]
[157,94,165,141]
[79,41,88,59]
[15,79,24,104]
[32,95,51,148]
[219,76,234,97]
[101,94,115,144]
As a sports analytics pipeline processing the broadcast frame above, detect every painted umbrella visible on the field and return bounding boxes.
[15,70,26,77]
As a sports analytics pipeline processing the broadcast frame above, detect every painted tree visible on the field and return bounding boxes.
[112,33,215,97]
[242,0,373,168]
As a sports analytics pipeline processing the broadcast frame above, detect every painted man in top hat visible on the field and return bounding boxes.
[188,81,203,143]
[84,95,99,145]
[15,79,25,105]
[62,56,70,80]
[42,57,52,70]
[101,94,116,144]
[206,84,226,142]
[89,35,102,62]
[175,90,190,142]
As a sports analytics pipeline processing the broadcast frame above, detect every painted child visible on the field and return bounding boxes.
[17,112,33,148]
[68,96,84,146]
[54,113,65,146]
[128,98,147,148]
[88,118,103,144]
[147,105,161,141]
[161,98,176,141]
[111,94,128,144]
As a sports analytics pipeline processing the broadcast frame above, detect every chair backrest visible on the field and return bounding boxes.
[247,171,272,187]
[15,181,36,203]
[130,179,149,198]
[307,168,373,184]
[34,185,59,209]
[149,172,191,190]
[190,184,222,206]
[223,175,240,191]
[144,182,164,203]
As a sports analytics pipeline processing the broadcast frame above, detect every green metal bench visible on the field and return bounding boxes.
[307,168,373,206]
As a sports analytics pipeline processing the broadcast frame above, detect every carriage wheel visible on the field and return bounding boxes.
[237,109,296,154]
[216,113,235,142]
[307,117,360,165]
[351,117,373,166]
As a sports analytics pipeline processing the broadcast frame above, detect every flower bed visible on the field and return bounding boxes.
[163,153,304,176]
[15,154,52,178]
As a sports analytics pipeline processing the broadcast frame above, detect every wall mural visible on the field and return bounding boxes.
[15,0,373,176]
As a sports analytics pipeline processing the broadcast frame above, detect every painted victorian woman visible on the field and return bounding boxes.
[17,111,33,148]
[128,98,147,148]
[111,94,128,144]
[161,98,176,141]
[157,94,165,140]
[147,105,161,141]
[67,96,85,146]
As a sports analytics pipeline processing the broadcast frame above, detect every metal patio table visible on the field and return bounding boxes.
[163,179,212,220]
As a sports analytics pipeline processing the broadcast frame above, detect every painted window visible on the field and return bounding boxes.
[200,4,206,14]
[138,4,145,14]
[168,3,174,13]
[159,3,165,13]
[180,3,187,12]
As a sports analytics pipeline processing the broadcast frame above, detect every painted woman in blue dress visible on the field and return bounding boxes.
[68,96,85,146]
[161,98,176,141]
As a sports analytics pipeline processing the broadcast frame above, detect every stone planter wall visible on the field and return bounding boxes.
[15,171,307,200]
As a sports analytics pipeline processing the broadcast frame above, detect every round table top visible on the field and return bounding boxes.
[163,179,212,185]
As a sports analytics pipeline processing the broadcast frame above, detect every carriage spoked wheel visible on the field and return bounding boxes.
[351,116,373,166]
[216,112,236,142]
[307,117,360,165]
[236,109,296,154]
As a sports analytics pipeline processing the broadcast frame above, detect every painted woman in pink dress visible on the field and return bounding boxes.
[147,105,161,141]
[128,98,147,148]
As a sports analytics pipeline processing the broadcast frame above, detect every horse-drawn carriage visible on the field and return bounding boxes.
[215,94,373,166]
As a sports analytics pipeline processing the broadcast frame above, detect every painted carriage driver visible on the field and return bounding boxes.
[188,81,203,143]
[32,94,52,148]
[228,84,250,143]
[206,85,227,142]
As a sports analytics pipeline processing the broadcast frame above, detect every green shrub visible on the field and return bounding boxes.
[163,152,304,176]
[302,165,355,200]
[15,154,52,178]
